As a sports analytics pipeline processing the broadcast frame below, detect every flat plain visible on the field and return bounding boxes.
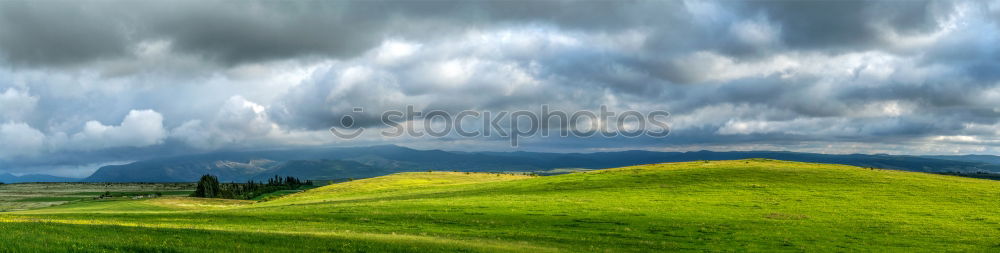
[0,182,194,212]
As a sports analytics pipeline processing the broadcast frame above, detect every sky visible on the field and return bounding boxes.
[2,0,1000,177]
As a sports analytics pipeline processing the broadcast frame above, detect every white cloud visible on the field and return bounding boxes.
[729,17,781,49]
[373,39,422,66]
[68,110,167,150]
[0,122,46,159]
[171,95,282,149]
[0,88,38,122]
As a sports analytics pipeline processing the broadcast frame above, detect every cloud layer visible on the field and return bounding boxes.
[1,0,1000,175]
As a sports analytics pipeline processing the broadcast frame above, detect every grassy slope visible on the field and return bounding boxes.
[3,159,1000,252]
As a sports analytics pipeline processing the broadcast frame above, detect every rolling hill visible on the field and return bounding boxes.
[3,159,1000,251]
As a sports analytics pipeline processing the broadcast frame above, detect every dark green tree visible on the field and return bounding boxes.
[192,174,221,198]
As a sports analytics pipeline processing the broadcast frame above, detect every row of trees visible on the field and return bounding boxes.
[192,175,312,200]
[939,171,1000,180]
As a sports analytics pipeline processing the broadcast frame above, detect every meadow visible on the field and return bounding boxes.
[2,159,1000,252]
[0,182,194,211]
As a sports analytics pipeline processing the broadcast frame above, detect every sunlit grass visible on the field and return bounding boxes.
[3,159,1000,252]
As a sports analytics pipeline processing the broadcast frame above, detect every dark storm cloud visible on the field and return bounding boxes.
[145,1,381,64]
[0,2,132,66]
[1,0,962,67]
[0,0,954,67]
[738,1,947,51]
[0,1,378,66]
[0,0,667,67]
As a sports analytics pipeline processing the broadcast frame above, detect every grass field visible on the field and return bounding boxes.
[2,159,1000,252]
[0,183,194,211]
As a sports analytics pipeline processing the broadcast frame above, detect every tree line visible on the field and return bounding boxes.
[191,174,312,200]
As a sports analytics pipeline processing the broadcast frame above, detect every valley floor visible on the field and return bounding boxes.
[2,159,1000,252]
[0,182,194,211]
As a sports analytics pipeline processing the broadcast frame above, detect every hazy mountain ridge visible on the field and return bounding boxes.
[923,155,1000,165]
[0,173,77,183]
[253,160,387,181]
[6,145,998,183]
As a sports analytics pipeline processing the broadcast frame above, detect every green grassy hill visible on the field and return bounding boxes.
[2,159,1000,252]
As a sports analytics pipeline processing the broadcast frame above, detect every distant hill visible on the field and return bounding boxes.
[77,145,1000,183]
[82,145,543,182]
[923,155,1000,165]
[251,160,388,181]
[0,173,77,183]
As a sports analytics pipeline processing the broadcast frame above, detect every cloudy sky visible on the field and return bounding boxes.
[2,0,1000,176]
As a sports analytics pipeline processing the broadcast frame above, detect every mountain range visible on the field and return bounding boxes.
[3,145,1000,183]
[0,173,77,183]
